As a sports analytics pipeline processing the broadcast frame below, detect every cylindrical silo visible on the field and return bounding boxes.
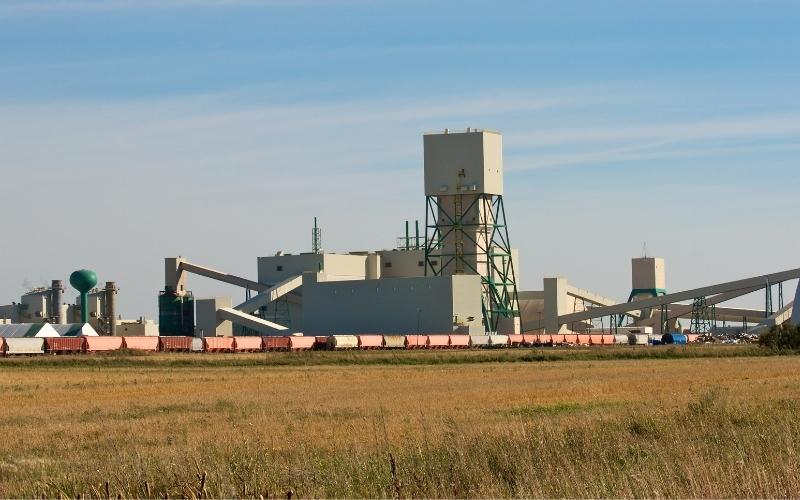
[105,281,117,336]
[51,280,66,324]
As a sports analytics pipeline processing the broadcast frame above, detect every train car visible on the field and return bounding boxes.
[537,334,552,346]
[4,338,45,355]
[589,334,604,345]
[327,335,358,350]
[314,336,329,349]
[522,334,537,345]
[191,337,204,352]
[628,333,648,345]
[507,334,525,347]
[233,336,262,352]
[613,334,629,344]
[382,335,406,349]
[601,335,614,345]
[85,336,124,353]
[159,336,192,352]
[488,335,509,347]
[576,334,591,345]
[564,334,578,344]
[357,335,383,349]
[470,335,491,348]
[288,336,315,351]
[263,336,291,351]
[123,337,159,351]
[550,334,565,345]
[405,335,428,349]
[448,335,470,348]
[427,335,450,349]
[203,337,235,352]
[45,337,85,354]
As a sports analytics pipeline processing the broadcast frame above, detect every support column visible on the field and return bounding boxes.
[544,277,568,334]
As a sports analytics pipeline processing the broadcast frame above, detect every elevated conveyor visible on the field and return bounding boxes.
[557,268,800,326]
[234,275,304,313]
[217,307,288,334]
[747,301,795,333]
[180,261,269,292]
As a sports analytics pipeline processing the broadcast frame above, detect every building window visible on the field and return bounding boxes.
[431,260,439,266]
[276,265,283,271]
[384,262,392,268]
[418,261,424,267]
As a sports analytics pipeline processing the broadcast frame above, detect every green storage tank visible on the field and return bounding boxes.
[158,291,195,336]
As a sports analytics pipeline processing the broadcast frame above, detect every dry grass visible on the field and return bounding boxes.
[0,348,798,498]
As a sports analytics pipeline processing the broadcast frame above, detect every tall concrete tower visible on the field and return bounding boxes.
[422,129,520,333]
[791,280,800,327]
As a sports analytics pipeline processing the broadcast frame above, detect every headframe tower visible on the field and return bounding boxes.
[423,129,520,333]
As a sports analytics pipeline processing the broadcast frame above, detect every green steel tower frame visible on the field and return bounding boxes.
[690,296,713,334]
[423,193,520,332]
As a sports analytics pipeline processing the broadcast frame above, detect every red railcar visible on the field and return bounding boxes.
[159,336,192,352]
[507,334,525,347]
[357,335,383,349]
[45,337,85,354]
[263,336,291,351]
[427,335,450,349]
[233,336,262,352]
[448,335,470,348]
[203,337,234,352]
[405,335,428,349]
[123,337,159,351]
[288,336,315,351]
[85,337,124,352]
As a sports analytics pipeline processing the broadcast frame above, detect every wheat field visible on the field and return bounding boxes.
[0,348,798,498]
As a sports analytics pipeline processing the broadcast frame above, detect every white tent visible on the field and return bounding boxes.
[51,323,99,337]
[0,323,59,338]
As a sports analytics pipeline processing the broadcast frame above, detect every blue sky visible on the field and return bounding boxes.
[1,0,798,318]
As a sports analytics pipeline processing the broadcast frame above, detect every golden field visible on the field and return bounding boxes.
[0,347,798,498]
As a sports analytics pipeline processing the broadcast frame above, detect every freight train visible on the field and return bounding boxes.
[0,332,698,355]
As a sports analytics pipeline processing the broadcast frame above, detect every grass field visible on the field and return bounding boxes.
[0,346,798,498]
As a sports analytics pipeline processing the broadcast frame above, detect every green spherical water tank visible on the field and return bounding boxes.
[70,269,98,293]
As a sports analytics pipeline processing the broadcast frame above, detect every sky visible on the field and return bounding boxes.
[1,0,798,319]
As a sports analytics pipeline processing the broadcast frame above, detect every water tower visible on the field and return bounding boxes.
[70,269,97,324]
[422,129,520,333]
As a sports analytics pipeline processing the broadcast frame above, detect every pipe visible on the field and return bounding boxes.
[105,281,117,336]
[415,220,420,249]
[405,221,410,250]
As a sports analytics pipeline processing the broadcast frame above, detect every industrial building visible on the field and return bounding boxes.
[157,129,799,339]
[0,278,158,336]
[1,128,795,341]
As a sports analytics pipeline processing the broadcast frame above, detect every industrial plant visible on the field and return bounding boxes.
[2,129,799,354]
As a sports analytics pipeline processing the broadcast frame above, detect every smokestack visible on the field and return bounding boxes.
[51,280,65,324]
[105,281,117,336]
